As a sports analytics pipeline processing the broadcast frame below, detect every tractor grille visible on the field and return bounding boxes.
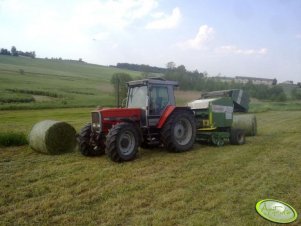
[91,112,102,132]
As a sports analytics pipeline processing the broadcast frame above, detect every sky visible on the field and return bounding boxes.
[0,0,300,83]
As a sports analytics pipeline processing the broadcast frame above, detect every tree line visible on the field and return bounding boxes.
[0,46,36,58]
[111,63,295,102]
[114,63,167,74]
[164,65,288,101]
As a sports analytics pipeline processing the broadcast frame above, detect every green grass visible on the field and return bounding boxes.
[1,55,301,111]
[0,132,28,146]
[1,55,301,224]
[0,109,300,225]
[249,100,301,112]
[0,108,92,133]
[0,55,142,109]
[279,83,298,98]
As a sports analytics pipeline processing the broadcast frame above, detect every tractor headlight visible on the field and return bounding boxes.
[91,111,102,132]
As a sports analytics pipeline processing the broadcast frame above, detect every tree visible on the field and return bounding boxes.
[166,61,176,70]
[176,65,186,73]
[0,48,11,55]
[291,88,301,100]
[11,46,18,56]
[110,73,133,107]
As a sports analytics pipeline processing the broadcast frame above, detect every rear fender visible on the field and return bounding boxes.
[157,106,194,128]
[156,106,176,128]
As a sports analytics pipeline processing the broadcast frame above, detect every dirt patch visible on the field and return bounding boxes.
[33,95,56,102]
[175,90,200,105]
[96,83,114,93]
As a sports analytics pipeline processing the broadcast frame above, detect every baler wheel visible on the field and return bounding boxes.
[105,122,140,162]
[230,128,246,145]
[78,123,105,156]
[161,110,196,152]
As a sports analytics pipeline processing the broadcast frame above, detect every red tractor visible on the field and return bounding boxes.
[78,78,196,162]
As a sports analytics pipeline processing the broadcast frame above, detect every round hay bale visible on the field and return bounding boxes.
[29,120,77,154]
[232,114,257,136]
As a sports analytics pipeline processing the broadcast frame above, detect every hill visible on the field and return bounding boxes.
[1,55,301,111]
[0,56,142,110]
[0,56,204,109]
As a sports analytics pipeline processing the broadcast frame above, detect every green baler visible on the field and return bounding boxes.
[188,90,248,146]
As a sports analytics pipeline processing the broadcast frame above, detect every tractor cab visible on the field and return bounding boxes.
[126,78,178,127]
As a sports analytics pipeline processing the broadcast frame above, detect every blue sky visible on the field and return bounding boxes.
[0,0,300,82]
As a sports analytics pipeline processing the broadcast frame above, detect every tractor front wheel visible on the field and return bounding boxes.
[161,110,196,152]
[105,122,140,162]
[78,123,105,156]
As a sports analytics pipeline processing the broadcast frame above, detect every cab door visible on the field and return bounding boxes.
[148,85,170,127]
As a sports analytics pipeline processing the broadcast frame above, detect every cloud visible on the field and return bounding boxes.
[178,25,215,50]
[1,0,161,48]
[0,0,29,14]
[1,0,159,37]
[73,0,158,31]
[146,7,181,29]
[218,45,268,55]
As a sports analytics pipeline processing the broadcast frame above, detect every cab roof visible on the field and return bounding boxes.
[127,78,179,87]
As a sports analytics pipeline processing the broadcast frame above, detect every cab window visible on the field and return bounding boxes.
[127,86,148,109]
[149,86,169,115]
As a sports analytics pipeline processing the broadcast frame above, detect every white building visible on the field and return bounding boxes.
[281,80,294,85]
[213,76,235,83]
[235,76,276,85]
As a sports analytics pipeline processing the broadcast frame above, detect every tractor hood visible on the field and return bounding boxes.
[91,108,143,134]
[100,108,142,121]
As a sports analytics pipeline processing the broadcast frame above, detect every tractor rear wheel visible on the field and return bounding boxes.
[230,128,245,145]
[78,123,105,156]
[161,110,196,152]
[105,122,140,162]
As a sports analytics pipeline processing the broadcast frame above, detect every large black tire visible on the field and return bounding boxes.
[230,128,246,145]
[161,110,196,152]
[78,123,105,156]
[105,122,140,162]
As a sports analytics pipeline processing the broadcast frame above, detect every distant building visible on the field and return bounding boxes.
[213,76,234,83]
[281,80,294,85]
[235,76,276,85]
[214,75,277,85]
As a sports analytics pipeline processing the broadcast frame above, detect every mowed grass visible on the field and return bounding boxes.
[0,110,300,225]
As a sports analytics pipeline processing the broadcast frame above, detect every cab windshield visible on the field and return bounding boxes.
[127,86,148,109]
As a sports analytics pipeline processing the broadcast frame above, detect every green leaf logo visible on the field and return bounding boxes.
[256,199,298,223]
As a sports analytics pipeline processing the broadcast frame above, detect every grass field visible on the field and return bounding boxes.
[0,55,143,109]
[0,109,300,225]
[0,55,202,109]
[2,55,301,111]
[1,56,301,225]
